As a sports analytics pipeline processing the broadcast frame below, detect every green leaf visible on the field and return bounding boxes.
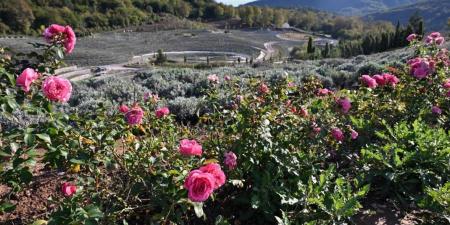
[56,48,64,59]
[69,159,85,165]
[24,133,35,146]
[19,169,33,183]
[36,134,51,144]
[85,205,103,218]
[0,201,16,213]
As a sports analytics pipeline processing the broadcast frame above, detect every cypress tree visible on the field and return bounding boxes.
[322,43,330,58]
[417,20,424,37]
[394,21,401,46]
[307,36,315,54]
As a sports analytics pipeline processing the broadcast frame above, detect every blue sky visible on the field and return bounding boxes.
[215,0,253,6]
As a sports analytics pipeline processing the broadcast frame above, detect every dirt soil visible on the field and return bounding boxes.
[0,161,68,224]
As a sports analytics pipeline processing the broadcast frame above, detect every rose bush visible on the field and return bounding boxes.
[0,27,448,225]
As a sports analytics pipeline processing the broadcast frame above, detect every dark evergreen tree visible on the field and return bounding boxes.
[307,36,315,54]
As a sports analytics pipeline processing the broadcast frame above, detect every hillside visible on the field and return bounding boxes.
[366,0,450,31]
[246,0,422,15]
[0,0,230,35]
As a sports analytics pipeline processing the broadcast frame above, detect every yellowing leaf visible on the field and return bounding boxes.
[69,164,81,173]
[203,159,219,165]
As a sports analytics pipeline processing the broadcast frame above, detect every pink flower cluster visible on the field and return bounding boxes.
[43,24,77,54]
[361,73,400,88]
[16,69,73,102]
[425,32,445,46]
[15,24,77,102]
[184,163,226,202]
[331,127,358,142]
[408,57,435,79]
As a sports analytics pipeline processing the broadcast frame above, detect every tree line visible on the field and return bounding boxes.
[0,0,393,41]
[291,13,425,60]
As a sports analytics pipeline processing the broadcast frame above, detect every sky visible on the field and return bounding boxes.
[215,0,254,6]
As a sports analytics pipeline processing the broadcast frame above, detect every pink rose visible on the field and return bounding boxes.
[429,32,441,39]
[432,106,442,115]
[350,129,359,140]
[61,182,77,197]
[207,74,219,84]
[224,151,237,170]
[435,37,445,45]
[43,24,76,54]
[300,107,309,118]
[313,126,321,134]
[406,33,417,42]
[119,104,129,113]
[337,97,351,114]
[443,79,450,89]
[42,76,72,102]
[408,57,434,79]
[125,106,144,125]
[437,49,450,66]
[16,68,39,92]
[43,24,65,40]
[383,73,400,87]
[179,139,202,156]
[184,170,216,202]
[224,75,231,81]
[199,163,226,189]
[331,128,344,142]
[259,83,269,94]
[317,88,333,96]
[361,75,378,89]
[155,107,170,118]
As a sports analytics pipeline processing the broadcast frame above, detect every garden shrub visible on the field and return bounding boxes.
[0,26,449,225]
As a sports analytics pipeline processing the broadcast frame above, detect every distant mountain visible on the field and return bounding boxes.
[245,0,422,15]
[366,0,450,31]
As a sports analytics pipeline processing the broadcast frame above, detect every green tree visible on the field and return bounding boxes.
[307,36,315,54]
[322,43,330,58]
[273,10,285,27]
[155,49,167,65]
[0,0,34,33]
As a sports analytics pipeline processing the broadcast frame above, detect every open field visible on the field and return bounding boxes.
[0,29,303,67]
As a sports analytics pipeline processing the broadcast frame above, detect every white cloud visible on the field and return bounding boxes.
[215,0,253,6]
